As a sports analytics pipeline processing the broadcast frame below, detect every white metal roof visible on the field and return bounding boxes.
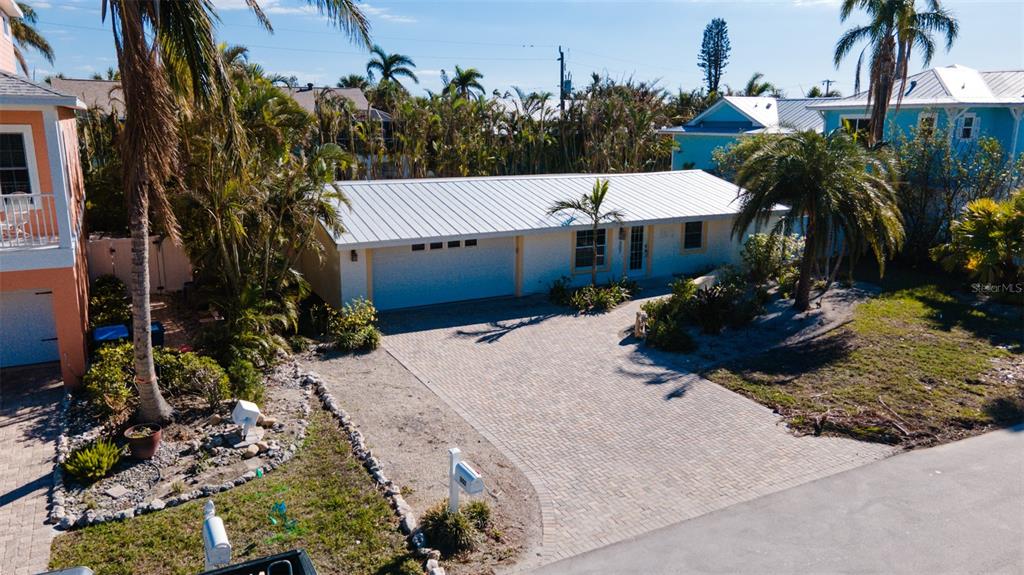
[659,96,827,136]
[329,171,751,248]
[807,65,1024,109]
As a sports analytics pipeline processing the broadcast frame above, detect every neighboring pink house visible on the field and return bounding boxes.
[0,0,89,387]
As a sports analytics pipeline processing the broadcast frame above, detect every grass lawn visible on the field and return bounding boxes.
[49,410,420,575]
[707,267,1023,446]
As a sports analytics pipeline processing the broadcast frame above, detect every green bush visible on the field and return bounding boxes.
[689,285,734,334]
[741,233,804,286]
[462,500,491,531]
[89,275,131,329]
[227,358,264,403]
[548,276,573,306]
[155,348,230,408]
[63,439,122,483]
[83,343,135,420]
[419,501,478,558]
[555,277,636,313]
[391,559,425,575]
[327,298,381,352]
[644,313,696,352]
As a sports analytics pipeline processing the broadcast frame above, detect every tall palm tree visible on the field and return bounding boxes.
[102,0,369,423]
[365,45,418,89]
[732,130,904,311]
[834,0,958,144]
[446,65,485,98]
[337,73,370,90]
[548,179,625,286]
[9,2,53,76]
[742,72,779,97]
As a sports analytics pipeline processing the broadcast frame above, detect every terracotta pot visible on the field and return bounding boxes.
[124,423,162,460]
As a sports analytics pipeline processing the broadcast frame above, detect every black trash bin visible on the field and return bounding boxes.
[198,549,317,575]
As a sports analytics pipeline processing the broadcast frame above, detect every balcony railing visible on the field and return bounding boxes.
[0,193,61,249]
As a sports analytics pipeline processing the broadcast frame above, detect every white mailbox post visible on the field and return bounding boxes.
[448,447,484,513]
[203,500,232,570]
[232,400,262,444]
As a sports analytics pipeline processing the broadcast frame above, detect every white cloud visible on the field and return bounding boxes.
[33,1,53,8]
[359,3,417,24]
[417,69,443,77]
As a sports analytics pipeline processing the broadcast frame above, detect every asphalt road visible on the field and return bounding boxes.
[528,425,1024,575]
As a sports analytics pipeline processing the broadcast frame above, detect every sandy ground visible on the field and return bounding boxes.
[298,349,542,574]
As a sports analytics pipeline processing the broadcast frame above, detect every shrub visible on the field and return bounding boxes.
[645,313,697,352]
[689,285,734,334]
[227,358,264,403]
[462,500,491,531]
[740,233,804,286]
[327,298,381,352]
[89,275,131,329]
[548,276,573,306]
[155,348,230,408]
[557,277,636,313]
[83,343,134,420]
[392,559,425,575]
[64,439,122,483]
[419,501,478,557]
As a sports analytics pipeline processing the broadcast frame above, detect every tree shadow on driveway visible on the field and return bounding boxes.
[453,314,560,344]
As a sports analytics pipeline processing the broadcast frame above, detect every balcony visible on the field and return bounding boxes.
[0,193,61,250]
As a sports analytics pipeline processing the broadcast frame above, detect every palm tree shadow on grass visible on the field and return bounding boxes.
[707,330,859,382]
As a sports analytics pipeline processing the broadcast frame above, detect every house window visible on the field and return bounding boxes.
[0,133,32,195]
[574,229,607,269]
[683,221,704,250]
[918,113,936,136]
[448,240,461,248]
[959,114,978,140]
[429,242,443,250]
[465,239,477,247]
[841,117,871,140]
[411,244,425,251]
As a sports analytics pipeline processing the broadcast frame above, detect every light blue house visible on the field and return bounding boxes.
[658,96,827,171]
[806,65,1024,159]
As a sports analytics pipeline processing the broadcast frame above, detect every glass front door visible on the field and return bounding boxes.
[628,226,645,275]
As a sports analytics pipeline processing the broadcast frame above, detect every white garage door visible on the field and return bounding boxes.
[0,289,59,367]
[373,237,516,310]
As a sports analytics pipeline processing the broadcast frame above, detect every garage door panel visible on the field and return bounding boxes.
[373,237,515,309]
[0,289,59,367]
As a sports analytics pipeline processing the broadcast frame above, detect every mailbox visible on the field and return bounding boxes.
[231,400,261,443]
[454,461,484,495]
[203,501,232,570]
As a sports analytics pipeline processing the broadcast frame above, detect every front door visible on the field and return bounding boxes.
[627,226,646,277]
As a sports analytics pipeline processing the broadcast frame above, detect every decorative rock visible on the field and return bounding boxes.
[205,414,223,426]
[116,509,135,521]
[242,444,260,459]
[400,512,418,535]
[149,498,166,511]
[257,416,278,428]
[426,559,439,570]
[427,549,441,561]
[256,441,270,453]
[104,485,129,499]
[241,471,257,481]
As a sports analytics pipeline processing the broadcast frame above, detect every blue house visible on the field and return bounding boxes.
[659,96,827,171]
[807,65,1024,159]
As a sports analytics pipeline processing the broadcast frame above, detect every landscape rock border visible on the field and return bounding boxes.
[303,368,446,575]
[47,364,313,531]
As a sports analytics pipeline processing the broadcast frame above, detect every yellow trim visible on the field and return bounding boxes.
[365,248,374,301]
[645,225,654,277]
[514,235,524,297]
[569,228,612,276]
[680,220,708,254]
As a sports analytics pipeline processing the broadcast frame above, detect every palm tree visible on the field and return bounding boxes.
[337,73,370,90]
[806,85,841,98]
[548,179,625,286]
[102,0,369,423]
[732,130,904,311]
[742,72,779,97]
[9,2,53,76]
[446,65,485,98]
[834,0,958,144]
[365,45,418,89]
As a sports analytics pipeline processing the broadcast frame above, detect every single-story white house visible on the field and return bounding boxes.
[302,170,772,311]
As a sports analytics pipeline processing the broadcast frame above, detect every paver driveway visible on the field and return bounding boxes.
[382,294,893,565]
[0,364,61,575]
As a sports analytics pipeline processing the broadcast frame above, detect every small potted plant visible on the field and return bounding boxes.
[124,423,162,459]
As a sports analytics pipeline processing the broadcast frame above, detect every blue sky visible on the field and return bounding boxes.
[24,0,1024,99]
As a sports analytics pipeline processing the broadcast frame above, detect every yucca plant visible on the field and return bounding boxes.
[64,439,123,483]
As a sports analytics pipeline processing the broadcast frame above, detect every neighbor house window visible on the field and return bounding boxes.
[465,239,478,247]
[448,240,461,248]
[0,133,32,195]
[574,229,607,269]
[429,242,443,250]
[411,244,425,251]
[959,113,978,140]
[683,221,704,250]
[841,117,871,140]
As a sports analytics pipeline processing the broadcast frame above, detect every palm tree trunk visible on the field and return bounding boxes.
[129,183,173,423]
[590,223,598,286]
[794,216,815,312]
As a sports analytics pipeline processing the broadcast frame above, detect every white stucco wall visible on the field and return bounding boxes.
[339,248,370,304]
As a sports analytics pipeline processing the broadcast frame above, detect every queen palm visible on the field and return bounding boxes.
[366,45,418,90]
[732,130,904,311]
[834,0,958,144]
[9,2,53,75]
[337,74,370,90]
[101,0,368,423]
[446,66,485,98]
[742,72,779,97]
[548,179,624,286]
